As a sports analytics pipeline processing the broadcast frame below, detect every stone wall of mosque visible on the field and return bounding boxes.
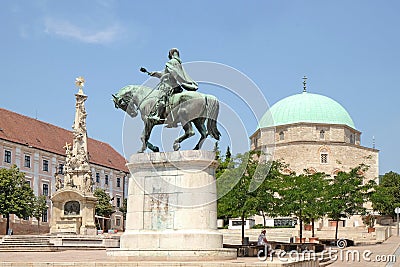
[272,141,379,182]
[251,122,378,183]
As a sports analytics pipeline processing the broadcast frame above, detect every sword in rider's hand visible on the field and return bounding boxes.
[140,67,151,75]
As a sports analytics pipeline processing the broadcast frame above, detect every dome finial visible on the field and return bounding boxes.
[302,76,307,92]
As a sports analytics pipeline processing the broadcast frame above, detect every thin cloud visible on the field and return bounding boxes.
[44,18,123,44]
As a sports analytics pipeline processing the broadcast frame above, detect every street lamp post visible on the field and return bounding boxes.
[395,207,400,236]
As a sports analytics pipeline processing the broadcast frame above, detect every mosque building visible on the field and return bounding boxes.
[249,77,379,227]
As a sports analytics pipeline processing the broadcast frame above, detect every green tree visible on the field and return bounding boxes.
[301,171,330,238]
[119,198,128,220]
[216,146,233,226]
[370,171,400,217]
[272,170,329,242]
[254,161,282,227]
[0,165,35,235]
[32,195,48,234]
[217,151,268,244]
[325,165,372,241]
[94,188,114,217]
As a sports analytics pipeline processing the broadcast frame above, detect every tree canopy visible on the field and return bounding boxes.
[371,171,400,217]
[272,170,329,241]
[217,150,274,244]
[94,188,114,218]
[325,164,372,240]
[32,195,48,234]
[0,165,35,234]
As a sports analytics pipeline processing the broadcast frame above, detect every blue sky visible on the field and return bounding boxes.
[0,1,399,174]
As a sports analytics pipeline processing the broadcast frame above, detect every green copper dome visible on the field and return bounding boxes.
[258,92,355,129]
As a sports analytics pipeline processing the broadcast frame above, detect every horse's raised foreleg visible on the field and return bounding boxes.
[173,122,195,151]
[193,118,208,150]
[138,122,159,153]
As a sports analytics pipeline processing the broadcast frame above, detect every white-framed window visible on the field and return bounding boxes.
[105,174,109,185]
[42,184,49,196]
[42,209,48,222]
[4,150,11,163]
[43,159,49,172]
[58,163,64,174]
[24,155,31,168]
[116,197,121,208]
[116,177,121,187]
[96,173,100,183]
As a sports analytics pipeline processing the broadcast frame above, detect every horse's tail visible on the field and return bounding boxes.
[206,96,221,140]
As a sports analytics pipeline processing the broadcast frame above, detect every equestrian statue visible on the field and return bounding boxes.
[112,48,221,153]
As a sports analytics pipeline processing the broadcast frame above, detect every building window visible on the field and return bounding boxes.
[42,184,49,196]
[96,173,100,183]
[350,134,355,144]
[116,177,121,188]
[320,130,325,139]
[25,180,31,187]
[58,163,64,174]
[4,150,11,163]
[116,218,121,226]
[116,197,121,208]
[24,155,31,168]
[321,153,328,164]
[279,131,284,141]
[43,160,49,172]
[105,175,109,185]
[42,209,48,222]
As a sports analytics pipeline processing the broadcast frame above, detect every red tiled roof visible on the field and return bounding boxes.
[0,108,128,172]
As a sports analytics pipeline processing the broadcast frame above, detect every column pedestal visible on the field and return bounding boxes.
[108,150,236,261]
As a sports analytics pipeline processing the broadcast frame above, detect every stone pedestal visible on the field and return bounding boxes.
[50,189,97,235]
[108,150,236,261]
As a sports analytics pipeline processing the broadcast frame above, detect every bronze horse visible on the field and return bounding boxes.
[112,85,221,153]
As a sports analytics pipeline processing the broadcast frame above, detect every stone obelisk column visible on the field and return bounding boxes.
[50,77,97,235]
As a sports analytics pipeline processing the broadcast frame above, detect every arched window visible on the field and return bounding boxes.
[306,168,317,174]
[332,169,341,177]
[320,148,328,164]
[350,134,355,144]
[279,131,284,141]
[320,130,325,139]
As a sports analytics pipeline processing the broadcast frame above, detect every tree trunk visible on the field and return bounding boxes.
[241,212,245,245]
[299,218,303,243]
[311,218,315,237]
[261,210,266,227]
[5,214,10,235]
[335,220,339,241]
[37,218,40,234]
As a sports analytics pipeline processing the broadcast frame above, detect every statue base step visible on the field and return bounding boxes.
[107,248,237,261]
